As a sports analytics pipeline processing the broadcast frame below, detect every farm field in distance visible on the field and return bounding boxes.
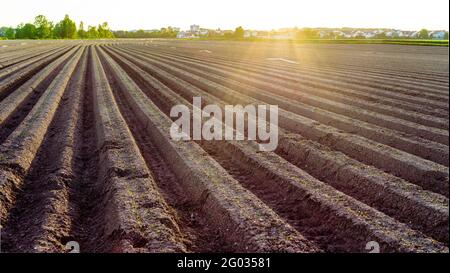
[0,39,448,253]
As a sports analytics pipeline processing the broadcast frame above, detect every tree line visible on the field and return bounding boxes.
[0,15,114,39]
[113,26,178,38]
[113,26,246,39]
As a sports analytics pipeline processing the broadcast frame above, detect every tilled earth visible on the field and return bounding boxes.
[0,40,448,253]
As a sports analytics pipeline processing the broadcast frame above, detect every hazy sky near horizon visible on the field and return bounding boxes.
[1,0,448,31]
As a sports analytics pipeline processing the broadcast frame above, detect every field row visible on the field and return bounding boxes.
[0,41,448,252]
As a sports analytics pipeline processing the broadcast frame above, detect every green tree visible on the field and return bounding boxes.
[6,27,15,39]
[34,15,52,38]
[1,27,15,39]
[158,26,177,38]
[97,22,114,38]
[234,26,244,38]
[418,29,429,39]
[97,23,105,38]
[77,21,86,38]
[3,14,114,40]
[55,15,77,38]
[87,25,98,38]
[17,23,37,39]
[52,22,61,38]
[0,27,7,38]
[113,30,128,38]
[15,23,24,39]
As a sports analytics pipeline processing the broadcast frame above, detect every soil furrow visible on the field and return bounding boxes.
[142,44,449,96]
[119,47,449,163]
[72,46,187,253]
[145,47,449,125]
[0,47,84,243]
[101,53,233,253]
[131,46,449,128]
[276,135,449,244]
[1,40,448,253]
[0,46,70,80]
[97,45,319,252]
[142,45,450,100]
[0,46,74,100]
[0,47,79,144]
[103,45,447,253]
[106,46,449,197]
[0,47,87,252]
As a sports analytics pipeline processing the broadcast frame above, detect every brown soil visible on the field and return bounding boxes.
[0,40,448,253]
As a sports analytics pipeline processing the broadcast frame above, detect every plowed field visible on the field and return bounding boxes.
[0,40,448,253]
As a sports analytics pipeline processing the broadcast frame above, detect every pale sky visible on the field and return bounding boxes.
[1,0,448,31]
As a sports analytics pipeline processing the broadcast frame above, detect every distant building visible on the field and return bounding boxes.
[364,31,377,38]
[332,30,345,38]
[199,28,209,36]
[190,25,200,33]
[410,31,420,38]
[242,30,260,38]
[396,30,408,38]
[430,31,447,39]
[352,31,365,38]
